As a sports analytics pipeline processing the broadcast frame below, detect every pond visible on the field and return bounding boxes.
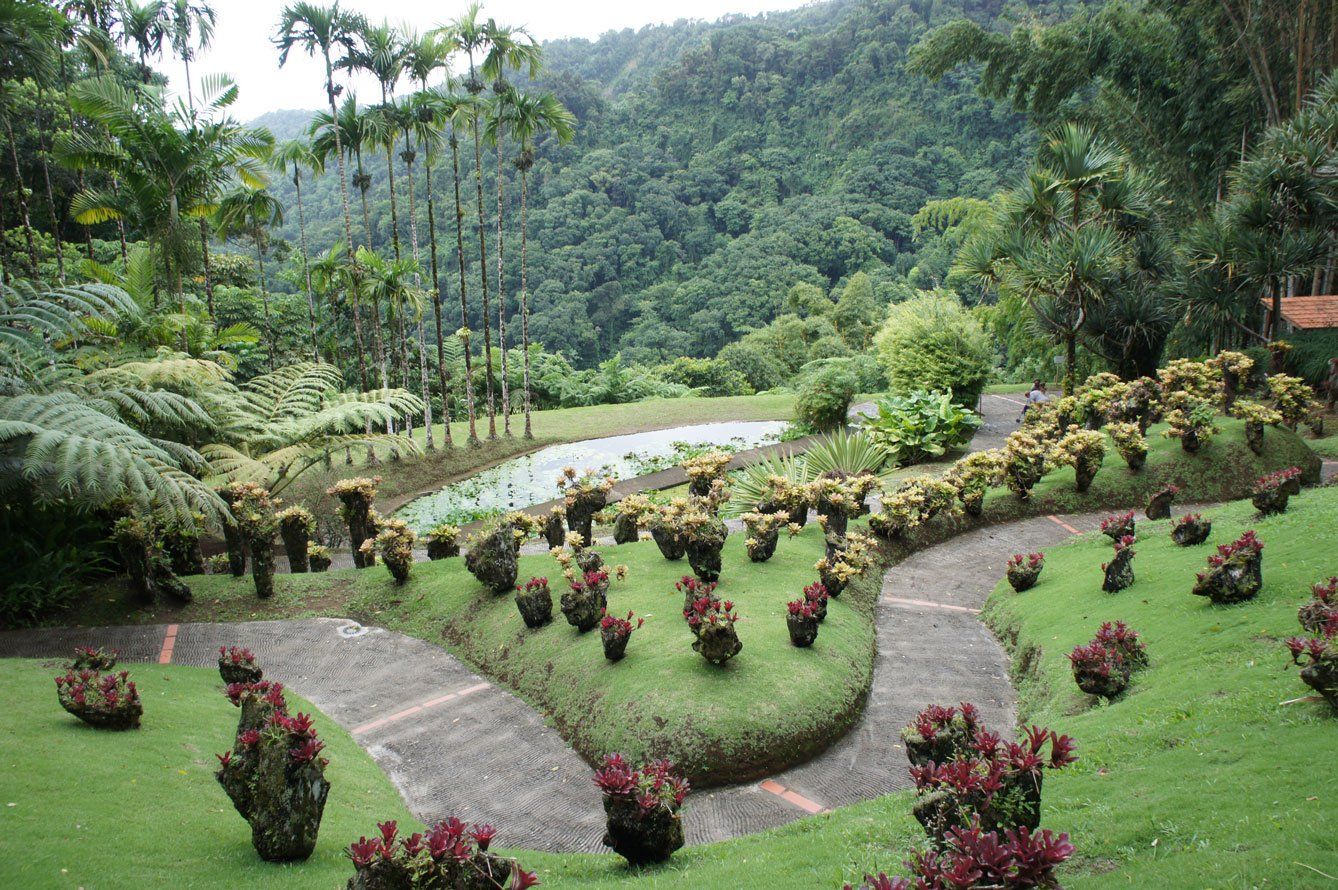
[394,420,786,532]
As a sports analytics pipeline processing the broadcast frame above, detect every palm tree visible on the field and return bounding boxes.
[343,21,407,260]
[272,139,323,360]
[405,30,455,447]
[505,90,574,438]
[481,21,540,436]
[442,3,497,439]
[117,0,166,84]
[216,185,284,371]
[310,243,368,389]
[58,74,271,325]
[164,0,215,109]
[444,87,481,445]
[309,97,389,388]
[390,96,435,446]
[274,1,366,385]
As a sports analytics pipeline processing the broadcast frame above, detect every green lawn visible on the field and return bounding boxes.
[0,661,412,889]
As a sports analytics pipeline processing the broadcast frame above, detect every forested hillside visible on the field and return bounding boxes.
[266,0,1084,367]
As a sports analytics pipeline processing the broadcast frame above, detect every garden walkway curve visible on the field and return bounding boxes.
[0,507,1107,853]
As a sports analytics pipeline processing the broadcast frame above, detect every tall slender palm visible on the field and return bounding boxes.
[481,20,540,436]
[391,96,434,445]
[274,1,367,389]
[442,3,497,438]
[273,138,323,360]
[164,0,214,108]
[406,31,455,447]
[344,21,407,260]
[118,0,166,84]
[216,185,283,371]
[446,88,481,445]
[506,89,574,438]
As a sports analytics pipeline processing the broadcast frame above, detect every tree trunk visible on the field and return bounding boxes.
[33,89,64,282]
[403,140,433,449]
[324,54,367,392]
[451,133,480,446]
[472,113,496,439]
[257,241,274,372]
[423,141,453,447]
[293,168,319,361]
[496,134,510,436]
[521,165,533,439]
[3,109,39,276]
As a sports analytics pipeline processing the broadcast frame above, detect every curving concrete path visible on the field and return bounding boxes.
[0,502,1106,853]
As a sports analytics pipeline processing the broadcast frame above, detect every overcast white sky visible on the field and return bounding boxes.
[155,0,814,121]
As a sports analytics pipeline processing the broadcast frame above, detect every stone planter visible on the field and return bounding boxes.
[745,527,779,563]
[601,796,684,866]
[1146,487,1176,520]
[1007,564,1042,592]
[601,628,631,661]
[1074,660,1131,699]
[543,511,566,549]
[251,538,277,599]
[1120,447,1147,472]
[60,695,142,730]
[1171,516,1212,546]
[1074,455,1100,492]
[560,586,603,632]
[566,493,607,544]
[819,507,849,539]
[1301,659,1338,710]
[869,512,907,541]
[807,592,828,622]
[308,550,331,573]
[960,490,984,518]
[686,538,725,583]
[1101,515,1135,541]
[1252,487,1291,516]
[1180,428,1203,454]
[786,612,818,647]
[913,772,1043,844]
[426,539,460,560]
[819,563,846,598]
[1193,552,1263,604]
[613,512,640,545]
[1102,548,1135,592]
[223,522,248,577]
[515,585,553,629]
[693,622,742,664]
[465,527,519,594]
[219,659,262,686]
[279,522,310,574]
[651,525,685,560]
[1244,420,1265,455]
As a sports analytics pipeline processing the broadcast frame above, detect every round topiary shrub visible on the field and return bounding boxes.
[874,292,993,408]
[794,362,859,431]
[1105,422,1147,471]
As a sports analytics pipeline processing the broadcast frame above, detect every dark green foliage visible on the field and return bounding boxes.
[795,363,858,432]
[654,357,751,397]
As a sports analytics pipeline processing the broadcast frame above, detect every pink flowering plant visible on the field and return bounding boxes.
[1193,530,1264,604]
[1005,552,1044,592]
[1100,511,1135,541]
[1094,621,1148,669]
[1101,535,1136,593]
[1299,577,1338,634]
[1284,576,1338,710]
[1068,641,1131,698]
[804,580,830,621]
[684,594,743,664]
[218,645,262,684]
[844,820,1075,890]
[515,576,554,629]
[594,754,690,865]
[786,596,821,647]
[344,818,538,889]
[1252,466,1302,515]
[70,645,119,671]
[55,665,142,730]
[599,610,644,661]
[900,702,983,768]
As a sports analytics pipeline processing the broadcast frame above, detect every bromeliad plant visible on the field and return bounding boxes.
[1229,399,1282,454]
[593,754,690,866]
[275,506,314,573]
[1068,641,1131,698]
[844,821,1075,890]
[1052,427,1105,492]
[1094,621,1149,670]
[785,597,820,647]
[1193,530,1264,604]
[230,483,282,599]
[368,519,416,585]
[1285,581,1338,710]
[612,494,655,544]
[112,515,191,606]
[684,595,742,664]
[683,450,734,497]
[515,577,553,629]
[1105,421,1147,471]
[562,568,611,633]
[425,523,462,560]
[216,681,330,862]
[1252,466,1302,516]
[679,503,729,583]
[327,477,380,569]
[1158,358,1220,402]
[944,449,1005,517]
[600,610,644,661]
[465,523,520,594]
[218,646,263,685]
[647,499,689,561]
[803,581,830,622]
[741,510,789,562]
[1100,511,1136,541]
[1299,577,1338,634]
[909,723,1078,843]
[1001,430,1048,500]
[1161,392,1218,453]
[557,467,616,541]
[1101,535,1136,593]
[816,531,877,597]
[344,818,535,890]
[1005,553,1044,592]
[71,646,119,671]
[307,544,332,573]
[811,473,880,537]
[900,702,982,768]
[675,574,719,614]
[55,656,142,731]
[1171,513,1212,546]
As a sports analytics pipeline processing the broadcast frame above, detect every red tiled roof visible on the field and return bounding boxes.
[1260,296,1338,330]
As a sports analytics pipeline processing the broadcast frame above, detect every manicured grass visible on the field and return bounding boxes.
[0,660,412,889]
[981,487,1338,887]
[68,521,880,788]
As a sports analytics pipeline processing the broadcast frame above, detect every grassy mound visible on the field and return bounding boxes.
[0,660,411,888]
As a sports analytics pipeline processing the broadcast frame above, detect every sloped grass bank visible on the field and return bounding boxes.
[982,488,1338,886]
[0,660,412,889]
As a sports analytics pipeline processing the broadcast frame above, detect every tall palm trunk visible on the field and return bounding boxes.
[355,154,390,392]
[402,136,434,449]
[471,109,496,439]
[450,131,480,445]
[256,240,274,372]
[293,167,319,361]
[520,163,534,439]
[423,136,453,448]
[3,109,39,276]
[33,88,64,282]
[496,132,511,436]
[323,52,367,392]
